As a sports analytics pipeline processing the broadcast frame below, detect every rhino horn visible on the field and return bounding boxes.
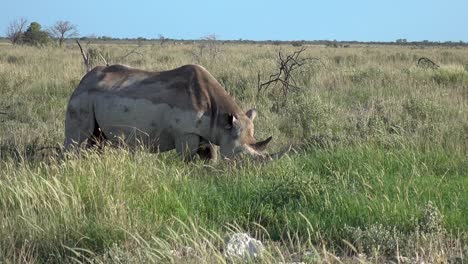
[267,145,292,160]
[249,136,272,152]
[252,144,292,162]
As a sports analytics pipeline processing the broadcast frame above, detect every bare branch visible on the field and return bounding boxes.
[98,53,109,66]
[257,47,320,110]
[201,33,218,41]
[417,57,439,69]
[192,33,220,61]
[6,18,27,45]
[116,46,144,61]
[76,40,90,73]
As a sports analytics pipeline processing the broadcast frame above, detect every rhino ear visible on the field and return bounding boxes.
[246,108,257,121]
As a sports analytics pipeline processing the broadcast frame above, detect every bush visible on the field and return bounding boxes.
[345,223,401,256]
[23,22,50,46]
[345,202,447,258]
[6,55,26,65]
[278,92,331,138]
[432,67,468,85]
[401,97,443,135]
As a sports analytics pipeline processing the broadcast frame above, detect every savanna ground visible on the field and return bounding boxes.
[0,41,467,263]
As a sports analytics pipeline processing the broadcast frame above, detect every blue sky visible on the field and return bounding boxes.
[1,0,467,41]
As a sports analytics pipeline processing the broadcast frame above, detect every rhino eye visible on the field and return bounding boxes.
[225,113,238,130]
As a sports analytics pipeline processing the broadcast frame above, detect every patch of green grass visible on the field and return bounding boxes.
[1,144,466,261]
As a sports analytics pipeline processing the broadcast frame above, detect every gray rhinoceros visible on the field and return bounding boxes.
[64,64,272,160]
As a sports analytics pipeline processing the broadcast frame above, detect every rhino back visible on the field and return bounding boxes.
[72,64,241,114]
[69,64,247,144]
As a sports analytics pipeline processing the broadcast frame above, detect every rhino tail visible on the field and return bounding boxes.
[87,104,107,149]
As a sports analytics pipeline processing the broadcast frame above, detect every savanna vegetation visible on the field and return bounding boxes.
[0,41,467,263]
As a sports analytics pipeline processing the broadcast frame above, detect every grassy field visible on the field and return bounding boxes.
[0,42,467,263]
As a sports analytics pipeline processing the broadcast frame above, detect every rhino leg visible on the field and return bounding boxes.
[64,113,94,152]
[175,134,201,161]
[64,103,106,152]
[197,142,217,162]
[198,137,218,161]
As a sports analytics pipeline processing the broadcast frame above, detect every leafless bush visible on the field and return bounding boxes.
[257,47,322,110]
[76,40,108,73]
[115,46,144,62]
[6,18,28,45]
[77,40,146,73]
[192,34,221,62]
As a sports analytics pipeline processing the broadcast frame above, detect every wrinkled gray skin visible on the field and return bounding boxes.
[64,64,272,161]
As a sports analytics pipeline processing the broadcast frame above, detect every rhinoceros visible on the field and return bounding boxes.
[64,64,273,160]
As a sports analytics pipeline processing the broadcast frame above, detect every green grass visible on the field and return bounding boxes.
[0,42,467,263]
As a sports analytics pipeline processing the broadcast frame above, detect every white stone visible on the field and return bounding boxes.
[225,233,264,259]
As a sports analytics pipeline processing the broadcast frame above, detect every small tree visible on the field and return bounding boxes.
[158,34,168,46]
[195,33,220,60]
[49,20,78,46]
[6,18,28,45]
[23,22,50,46]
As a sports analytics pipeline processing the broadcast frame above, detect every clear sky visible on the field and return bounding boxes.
[1,0,467,42]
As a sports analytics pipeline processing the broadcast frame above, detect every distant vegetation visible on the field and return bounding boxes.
[3,17,468,48]
[5,18,76,46]
[48,20,78,46]
[0,36,467,262]
[22,22,50,46]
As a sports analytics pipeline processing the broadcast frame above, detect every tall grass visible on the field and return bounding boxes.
[0,42,467,263]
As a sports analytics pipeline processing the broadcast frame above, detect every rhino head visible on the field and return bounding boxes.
[217,108,272,159]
